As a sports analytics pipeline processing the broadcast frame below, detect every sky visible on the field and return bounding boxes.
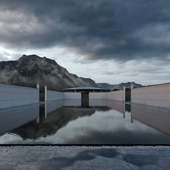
[0,0,170,86]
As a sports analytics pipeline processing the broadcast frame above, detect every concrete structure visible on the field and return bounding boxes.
[64,86,107,92]
[64,92,81,100]
[45,89,64,101]
[44,85,126,102]
[44,86,125,102]
[45,86,47,102]
[107,87,125,101]
[64,87,126,101]
[89,92,107,99]
[45,88,81,101]
[131,82,170,108]
[0,83,39,109]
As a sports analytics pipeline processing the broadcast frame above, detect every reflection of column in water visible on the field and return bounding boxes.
[45,102,47,119]
[36,117,39,124]
[37,104,41,123]
[131,116,133,123]
[123,102,125,118]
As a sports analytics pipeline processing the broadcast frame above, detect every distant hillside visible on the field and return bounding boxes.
[98,82,144,90]
[0,54,99,91]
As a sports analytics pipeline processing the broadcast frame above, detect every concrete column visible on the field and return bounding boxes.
[45,85,47,102]
[123,86,125,101]
[37,83,39,89]
[131,84,133,104]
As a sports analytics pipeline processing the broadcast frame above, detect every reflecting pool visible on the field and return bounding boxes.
[0,99,170,144]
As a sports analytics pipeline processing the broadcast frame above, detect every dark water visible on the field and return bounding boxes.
[0,99,170,145]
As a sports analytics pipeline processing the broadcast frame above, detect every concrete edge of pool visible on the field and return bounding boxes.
[0,146,170,170]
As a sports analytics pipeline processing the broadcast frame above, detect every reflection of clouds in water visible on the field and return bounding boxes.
[0,133,23,144]
[1,102,170,144]
[36,108,163,144]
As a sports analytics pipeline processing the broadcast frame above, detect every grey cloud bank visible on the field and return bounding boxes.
[0,0,170,86]
[0,0,170,62]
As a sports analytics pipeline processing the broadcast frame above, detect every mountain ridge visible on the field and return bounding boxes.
[0,54,99,91]
[0,54,144,91]
[97,82,143,90]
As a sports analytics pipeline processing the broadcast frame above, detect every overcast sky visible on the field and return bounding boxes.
[0,0,170,85]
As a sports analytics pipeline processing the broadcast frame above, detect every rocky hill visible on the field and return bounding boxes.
[98,82,143,91]
[0,54,99,91]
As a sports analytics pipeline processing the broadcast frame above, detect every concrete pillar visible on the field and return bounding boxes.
[123,86,125,101]
[45,85,47,102]
[37,83,39,89]
[37,84,40,102]
[131,84,133,103]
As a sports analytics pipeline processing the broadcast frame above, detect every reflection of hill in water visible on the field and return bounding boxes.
[11,107,110,140]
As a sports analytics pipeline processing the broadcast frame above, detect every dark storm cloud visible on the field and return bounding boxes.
[0,0,170,62]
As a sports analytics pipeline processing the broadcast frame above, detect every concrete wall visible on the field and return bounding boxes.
[45,86,126,102]
[64,92,81,100]
[107,89,125,101]
[131,83,170,108]
[131,104,170,136]
[45,87,81,101]
[89,88,125,101]
[64,99,81,106]
[0,83,39,109]
[46,90,64,101]
[89,92,107,100]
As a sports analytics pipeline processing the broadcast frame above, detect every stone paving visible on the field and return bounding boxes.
[0,146,170,170]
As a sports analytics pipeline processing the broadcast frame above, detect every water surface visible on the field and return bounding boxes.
[0,100,170,145]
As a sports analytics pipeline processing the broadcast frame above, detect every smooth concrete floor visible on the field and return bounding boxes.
[0,146,170,170]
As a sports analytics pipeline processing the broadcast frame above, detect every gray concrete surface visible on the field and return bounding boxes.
[131,82,170,108]
[0,83,39,109]
[0,146,169,170]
